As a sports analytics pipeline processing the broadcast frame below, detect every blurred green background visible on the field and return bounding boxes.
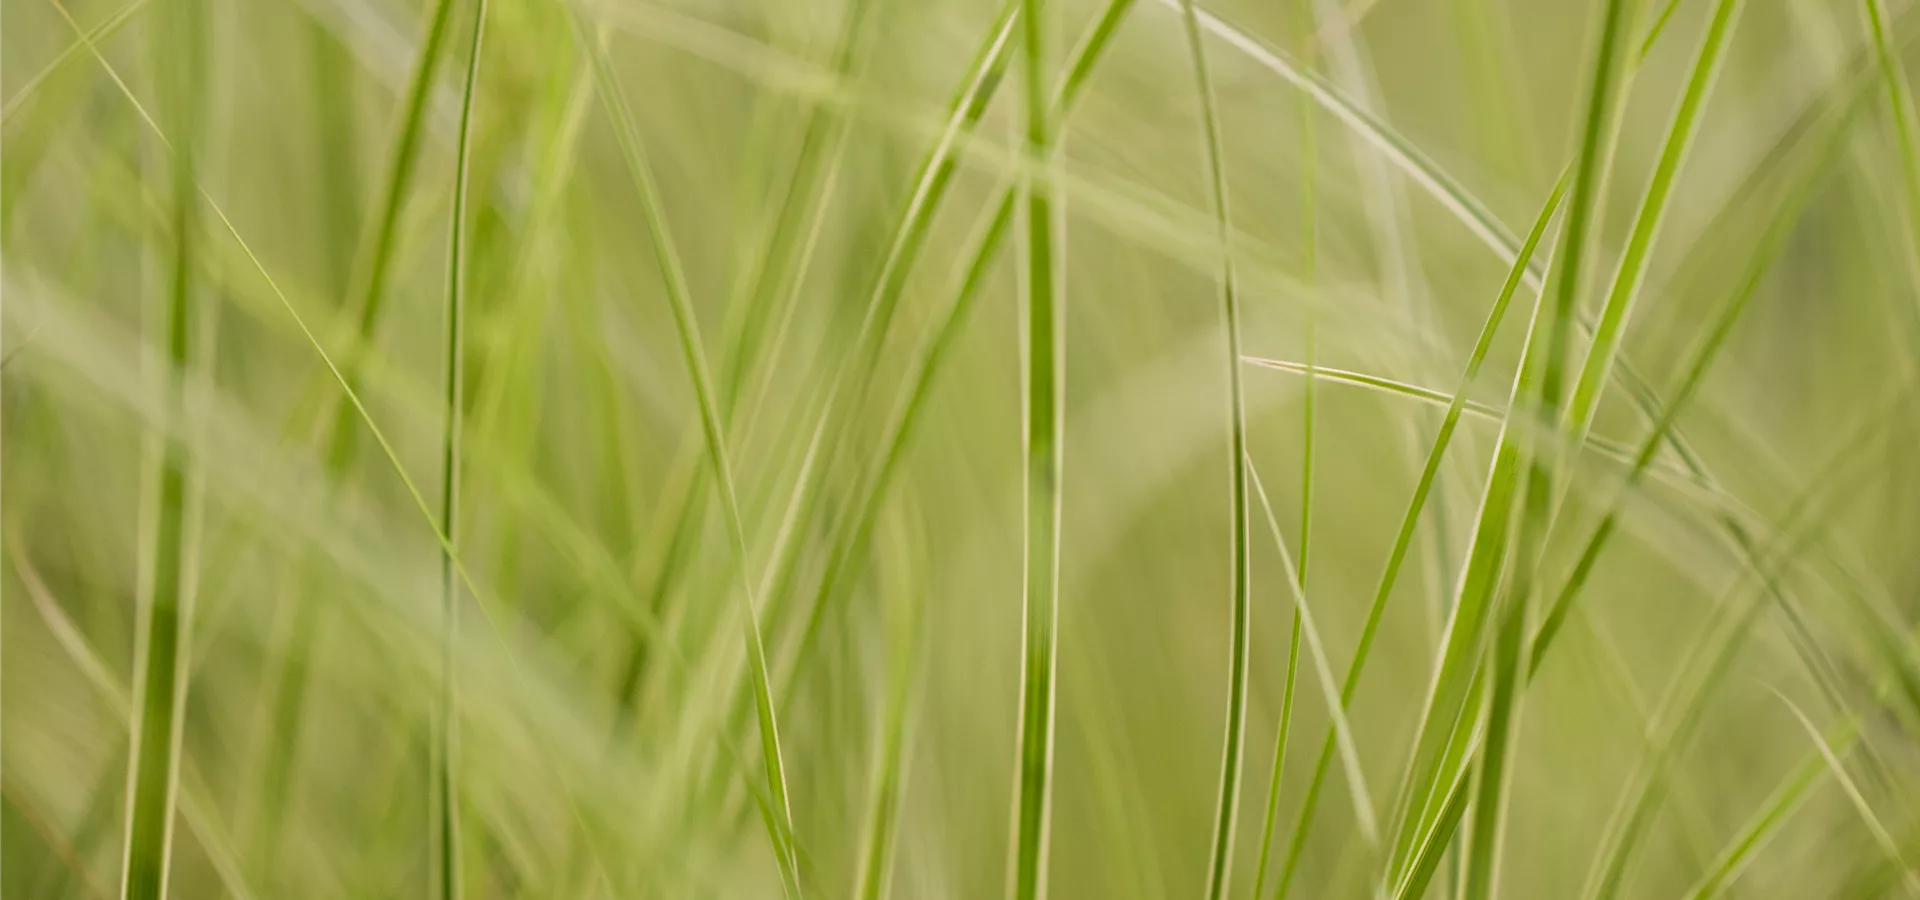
[5,0,1920,896]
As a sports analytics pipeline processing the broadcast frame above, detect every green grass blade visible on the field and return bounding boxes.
[117,0,206,893]
[571,12,807,897]
[1240,355,1698,478]
[1563,0,1744,459]
[1250,31,1318,894]
[1528,89,1865,680]
[1176,0,1255,890]
[716,0,878,412]
[0,0,152,123]
[780,192,1014,712]
[1010,0,1064,895]
[1461,2,1638,890]
[852,520,927,900]
[434,0,488,896]
[325,0,460,468]
[1775,696,1920,892]
[1248,463,1379,848]
[1571,398,1903,900]
[770,0,1135,730]
[1265,171,1568,900]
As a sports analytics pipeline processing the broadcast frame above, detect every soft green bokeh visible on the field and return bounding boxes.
[5,0,1920,897]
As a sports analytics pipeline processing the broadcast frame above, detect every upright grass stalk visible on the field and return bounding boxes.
[1562,0,1744,470]
[570,12,806,897]
[596,0,886,736]
[1460,2,1636,895]
[248,0,460,870]
[1249,23,1317,893]
[118,0,205,895]
[1249,1,1693,889]
[773,0,1137,721]
[1175,0,1253,895]
[434,1,489,897]
[669,3,1022,798]
[852,515,928,900]
[1010,0,1064,896]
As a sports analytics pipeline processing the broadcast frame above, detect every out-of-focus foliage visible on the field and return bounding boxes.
[5,0,1920,896]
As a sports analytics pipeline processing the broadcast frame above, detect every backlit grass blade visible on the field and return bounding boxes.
[0,0,152,123]
[1569,206,1885,900]
[1175,0,1255,891]
[851,519,927,900]
[249,0,460,867]
[1249,30,1317,896]
[1563,0,1743,465]
[1248,463,1378,848]
[771,0,1135,724]
[1775,697,1920,892]
[1461,1,1637,891]
[327,0,460,465]
[570,10,807,896]
[1263,172,1565,900]
[433,0,488,895]
[1010,0,1064,896]
[1241,355,1706,481]
[716,0,878,412]
[117,0,206,894]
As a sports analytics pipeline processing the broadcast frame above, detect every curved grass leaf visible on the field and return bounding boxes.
[1174,0,1255,892]
[432,0,489,895]
[569,12,807,897]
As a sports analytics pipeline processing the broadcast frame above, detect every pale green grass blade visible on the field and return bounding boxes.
[717,0,878,412]
[1176,0,1255,890]
[1241,354,1703,478]
[781,193,1013,713]
[1680,747,1830,900]
[10,526,258,900]
[851,518,927,900]
[117,0,207,892]
[434,0,487,895]
[247,0,460,867]
[570,12,806,896]
[1572,397,1908,900]
[1250,30,1318,894]
[1248,462,1378,847]
[326,0,460,468]
[0,0,152,123]
[1774,696,1920,893]
[770,0,1134,724]
[1011,0,1064,894]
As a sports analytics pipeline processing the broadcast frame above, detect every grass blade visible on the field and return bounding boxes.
[1774,697,1919,893]
[1010,0,1064,895]
[1461,2,1637,892]
[1174,0,1255,891]
[117,0,206,894]
[433,0,488,895]
[1250,24,1318,893]
[571,10,806,897]
[0,0,152,123]
[1563,0,1744,465]
[1265,170,1568,900]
